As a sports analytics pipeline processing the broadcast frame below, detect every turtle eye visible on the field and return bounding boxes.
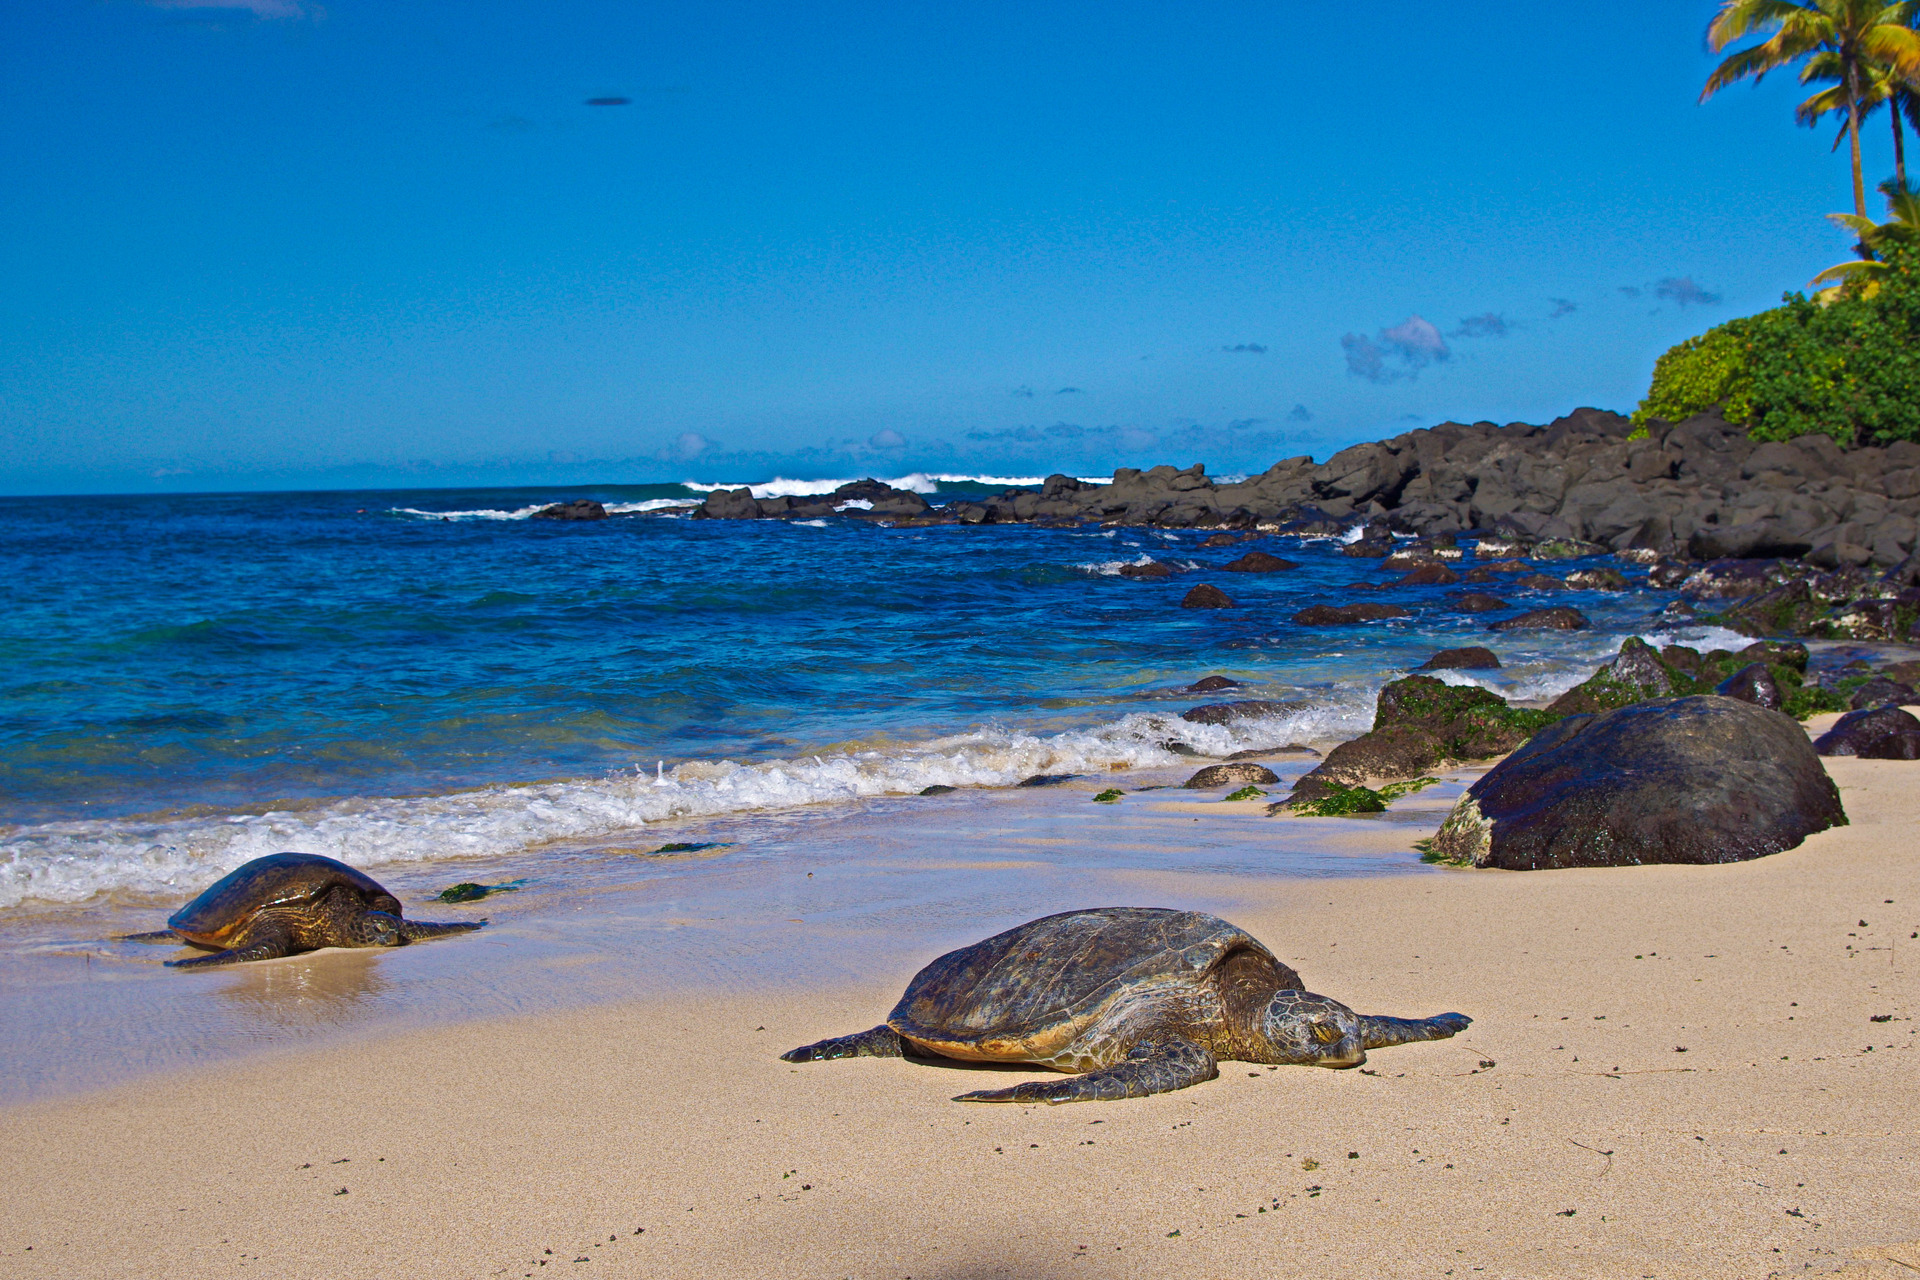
[1311,1023,1343,1045]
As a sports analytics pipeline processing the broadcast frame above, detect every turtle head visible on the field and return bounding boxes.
[1261,990,1365,1068]
[359,910,406,948]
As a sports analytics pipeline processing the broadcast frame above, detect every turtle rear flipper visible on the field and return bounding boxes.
[955,1037,1217,1105]
[1358,1012,1470,1049]
[166,927,295,969]
[119,930,182,945]
[781,1025,906,1063]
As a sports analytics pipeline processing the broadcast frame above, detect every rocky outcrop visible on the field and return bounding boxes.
[692,478,931,521]
[1814,706,1920,758]
[1181,700,1295,725]
[1428,696,1846,870]
[1221,551,1297,573]
[532,499,609,521]
[1183,763,1281,788]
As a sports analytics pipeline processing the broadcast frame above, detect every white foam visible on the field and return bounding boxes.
[1638,625,1758,654]
[679,473,1108,499]
[0,699,1375,912]
[1078,553,1157,576]
[391,498,694,522]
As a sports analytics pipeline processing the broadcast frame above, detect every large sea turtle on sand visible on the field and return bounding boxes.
[123,852,484,969]
[782,907,1469,1103]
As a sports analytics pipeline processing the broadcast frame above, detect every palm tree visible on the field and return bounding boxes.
[1798,51,1920,187]
[1703,0,1920,216]
[1811,176,1920,297]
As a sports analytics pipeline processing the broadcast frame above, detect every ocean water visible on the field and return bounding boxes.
[0,478,1733,916]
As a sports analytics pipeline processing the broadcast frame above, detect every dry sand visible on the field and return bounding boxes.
[1,750,1916,1279]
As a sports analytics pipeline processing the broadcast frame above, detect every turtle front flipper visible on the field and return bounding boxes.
[954,1037,1218,1105]
[119,930,183,944]
[1358,1012,1471,1049]
[781,1025,906,1063]
[397,918,485,942]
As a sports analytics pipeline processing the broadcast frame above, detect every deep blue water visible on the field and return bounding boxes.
[0,480,1717,909]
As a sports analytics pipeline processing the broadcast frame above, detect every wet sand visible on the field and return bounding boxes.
[1,746,1917,1278]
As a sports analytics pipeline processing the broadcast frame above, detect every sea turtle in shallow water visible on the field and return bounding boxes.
[782,907,1469,1103]
[124,852,484,969]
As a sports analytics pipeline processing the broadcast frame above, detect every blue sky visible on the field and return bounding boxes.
[0,0,1904,494]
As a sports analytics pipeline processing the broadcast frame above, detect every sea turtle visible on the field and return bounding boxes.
[781,907,1469,1103]
[123,852,484,969]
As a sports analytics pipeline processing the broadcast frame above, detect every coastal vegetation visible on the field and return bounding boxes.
[1641,3,1920,445]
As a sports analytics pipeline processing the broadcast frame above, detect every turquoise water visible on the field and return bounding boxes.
[1,479,1715,911]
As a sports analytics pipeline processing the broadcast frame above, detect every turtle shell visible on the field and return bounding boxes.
[887,907,1302,1062]
[167,853,401,947]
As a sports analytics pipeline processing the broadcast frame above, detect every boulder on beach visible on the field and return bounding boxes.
[1428,695,1846,870]
[1292,603,1411,625]
[532,499,609,521]
[1016,774,1078,787]
[1416,646,1501,671]
[1222,551,1298,573]
[1182,763,1281,788]
[1489,607,1589,632]
[1813,706,1920,758]
[1447,593,1511,614]
[1181,584,1236,609]
[1185,675,1241,693]
[1846,677,1917,710]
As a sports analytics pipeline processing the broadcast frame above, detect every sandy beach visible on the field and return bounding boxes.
[0,726,1915,1280]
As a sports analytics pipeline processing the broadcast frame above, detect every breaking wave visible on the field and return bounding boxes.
[0,699,1374,912]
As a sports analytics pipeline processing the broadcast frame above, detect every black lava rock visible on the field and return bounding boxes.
[1489,607,1590,632]
[1416,646,1501,671]
[1715,663,1783,711]
[1430,696,1846,869]
[1181,584,1236,609]
[1813,706,1920,758]
[1292,603,1411,625]
[532,499,609,521]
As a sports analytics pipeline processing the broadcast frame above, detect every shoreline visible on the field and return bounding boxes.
[2,744,1915,1278]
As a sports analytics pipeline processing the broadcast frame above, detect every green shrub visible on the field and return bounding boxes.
[1635,244,1920,447]
[1633,321,1757,427]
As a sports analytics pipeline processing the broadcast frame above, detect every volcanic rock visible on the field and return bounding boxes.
[1181,700,1296,725]
[1429,696,1846,869]
[1448,593,1511,614]
[1180,584,1236,609]
[1416,646,1501,671]
[1714,663,1784,710]
[1813,706,1920,758]
[1291,603,1411,625]
[1183,763,1282,788]
[531,499,609,521]
[1489,607,1590,632]
[1185,675,1242,693]
[1221,551,1298,573]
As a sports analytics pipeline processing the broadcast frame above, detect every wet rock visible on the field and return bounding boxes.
[1291,603,1411,625]
[1017,774,1078,787]
[1715,663,1784,710]
[1291,676,1549,799]
[531,499,609,521]
[1687,520,1813,561]
[1818,599,1911,641]
[1181,584,1237,608]
[1564,567,1627,590]
[1682,559,1778,600]
[1416,646,1501,671]
[1489,607,1590,632]
[1741,640,1809,672]
[1118,561,1178,580]
[1448,593,1512,614]
[1222,551,1298,573]
[919,785,958,795]
[1880,659,1920,684]
[1340,533,1394,558]
[1185,675,1242,693]
[1813,706,1920,758]
[1200,532,1246,548]
[1396,563,1460,587]
[1430,696,1846,869]
[1847,677,1917,710]
[1226,744,1320,760]
[1183,763,1282,788]
[1181,700,1297,725]
[1647,559,1692,589]
[1514,574,1568,591]
[1546,637,1678,716]
[1475,538,1532,558]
